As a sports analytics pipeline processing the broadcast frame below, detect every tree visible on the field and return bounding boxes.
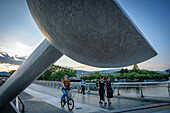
[41,70,51,80]
[9,70,16,75]
[120,68,124,74]
[38,65,77,81]
[119,68,129,74]
[132,64,140,72]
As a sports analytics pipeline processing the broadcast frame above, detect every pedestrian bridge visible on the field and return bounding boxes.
[7,82,170,113]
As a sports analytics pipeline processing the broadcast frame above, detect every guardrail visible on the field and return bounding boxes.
[34,80,170,99]
[13,95,25,113]
[0,85,25,113]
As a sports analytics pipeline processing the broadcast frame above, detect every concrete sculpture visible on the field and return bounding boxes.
[0,0,157,108]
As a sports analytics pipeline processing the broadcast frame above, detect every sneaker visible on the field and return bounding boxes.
[68,102,72,105]
[99,101,103,104]
[104,102,107,105]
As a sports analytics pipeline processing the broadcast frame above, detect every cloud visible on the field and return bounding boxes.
[138,63,170,71]
[0,63,19,72]
[0,51,26,65]
[0,41,35,57]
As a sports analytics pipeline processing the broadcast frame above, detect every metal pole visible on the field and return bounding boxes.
[140,84,143,98]
[88,84,90,93]
[16,96,19,110]
[168,83,170,99]
[117,84,120,96]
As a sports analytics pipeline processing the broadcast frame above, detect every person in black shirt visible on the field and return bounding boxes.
[97,76,107,105]
[106,77,113,104]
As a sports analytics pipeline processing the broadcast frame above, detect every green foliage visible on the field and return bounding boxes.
[9,70,16,75]
[38,65,77,81]
[80,73,115,82]
[163,74,170,80]
[115,69,169,82]
[119,68,129,74]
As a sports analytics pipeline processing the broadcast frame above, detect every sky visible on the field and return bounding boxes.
[0,0,170,72]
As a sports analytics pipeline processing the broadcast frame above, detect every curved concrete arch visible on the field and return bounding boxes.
[27,0,157,68]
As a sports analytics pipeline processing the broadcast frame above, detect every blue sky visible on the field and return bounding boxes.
[0,0,169,71]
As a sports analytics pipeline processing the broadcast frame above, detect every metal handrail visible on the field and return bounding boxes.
[110,86,170,88]
[34,80,170,99]
[16,96,25,113]
[36,80,170,84]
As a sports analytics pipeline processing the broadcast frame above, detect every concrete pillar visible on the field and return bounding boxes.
[0,39,63,107]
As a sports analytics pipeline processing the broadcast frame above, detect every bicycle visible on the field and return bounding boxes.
[61,88,75,111]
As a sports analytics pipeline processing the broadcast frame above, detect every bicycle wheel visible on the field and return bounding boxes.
[61,100,66,107]
[67,98,74,111]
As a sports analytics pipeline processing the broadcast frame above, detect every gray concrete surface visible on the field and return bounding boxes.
[0,103,18,113]
[121,106,170,113]
[19,92,67,113]
[0,39,63,107]
[27,0,157,68]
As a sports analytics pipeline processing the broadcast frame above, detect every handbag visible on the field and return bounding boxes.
[108,89,113,93]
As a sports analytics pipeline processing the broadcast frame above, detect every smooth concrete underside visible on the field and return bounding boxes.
[27,0,157,68]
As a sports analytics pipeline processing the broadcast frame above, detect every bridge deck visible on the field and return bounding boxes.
[21,83,170,113]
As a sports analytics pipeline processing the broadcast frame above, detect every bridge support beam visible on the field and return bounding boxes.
[0,39,63,108]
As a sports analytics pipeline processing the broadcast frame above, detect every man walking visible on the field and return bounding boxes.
[80,79,86,95]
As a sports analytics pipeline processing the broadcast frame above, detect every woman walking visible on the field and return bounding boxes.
[98,76,107,105]
[106,77,113,104]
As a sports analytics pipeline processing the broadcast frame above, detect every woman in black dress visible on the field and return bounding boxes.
[106,77,113,104]
[98,76,107,105]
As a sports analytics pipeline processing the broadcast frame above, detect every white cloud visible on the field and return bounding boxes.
[0,63,19,72]
[0,41,35,57]
[138,63,170,71]
[55,55,118,71]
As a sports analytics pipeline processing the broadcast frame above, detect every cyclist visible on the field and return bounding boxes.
[61,75,71,104]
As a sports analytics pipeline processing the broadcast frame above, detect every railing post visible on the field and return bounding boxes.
[117,84,120,96]
[78,86,80,92]
[88,84,90,93]
[17,96,25,113]
[140,84,143,98]
[168,83,170,99]
[16,96,19,110]
[52,81,54,88]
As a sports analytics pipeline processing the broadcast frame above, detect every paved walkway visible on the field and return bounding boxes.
[19,92,67,113]
[22,83,170,113]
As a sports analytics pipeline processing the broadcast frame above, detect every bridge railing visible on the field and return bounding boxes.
[34,80,170,99]
[11,95,25,113]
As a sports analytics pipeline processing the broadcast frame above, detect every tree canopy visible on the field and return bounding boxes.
[38,65,77,81]
[81,68,169,82]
